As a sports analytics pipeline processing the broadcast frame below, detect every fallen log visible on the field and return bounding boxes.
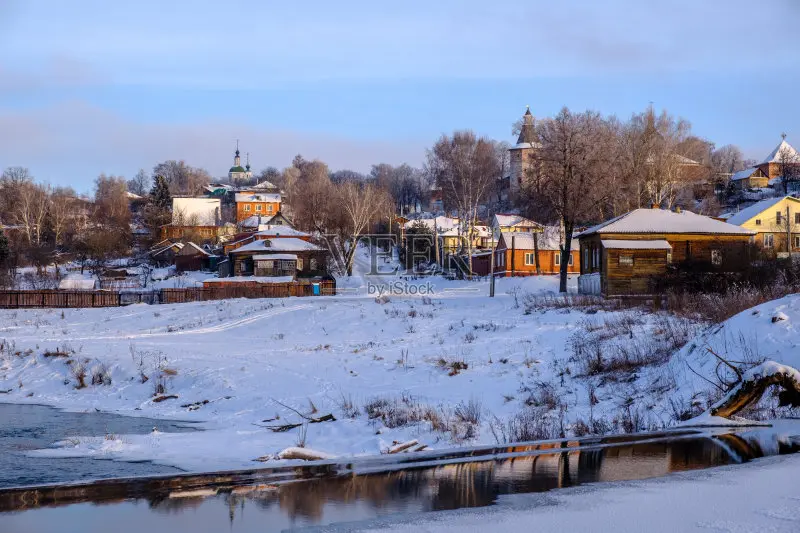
[152,394,179,403]
[709,361,800,418]
[388,439,419,454]
[277,447,333,461]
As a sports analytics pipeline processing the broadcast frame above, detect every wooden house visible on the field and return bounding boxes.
[149,241,184,267]
[494,227,579,276]
[725,196,800,254]
[174,242,214,272]
[238,212,293,232]
[577,207,755,297]
[730,167,769,191]
[755,138,800,181]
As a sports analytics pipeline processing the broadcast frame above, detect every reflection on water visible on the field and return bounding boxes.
[2,426,799,532]
[0,403,197,488]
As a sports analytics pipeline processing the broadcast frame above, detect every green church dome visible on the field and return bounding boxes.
[229,166,247,173]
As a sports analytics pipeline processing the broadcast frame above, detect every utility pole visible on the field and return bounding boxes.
[489,231,496,297]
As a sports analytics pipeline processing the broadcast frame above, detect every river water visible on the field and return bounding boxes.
[0,403,197,488]
[1,418,799,533]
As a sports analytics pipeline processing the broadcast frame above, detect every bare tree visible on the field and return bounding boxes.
[15,181,49,246]
[288,159,335,233]
[49,187,76,248]
[426,130,502,275]
[152,160,209,196]
[528,107,618,292]
[774,136,800,195]
[338,181,392,275]
[127,169,151,196]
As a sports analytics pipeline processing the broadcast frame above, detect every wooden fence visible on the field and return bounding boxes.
[0,290,120,309]
[0,280,336,309]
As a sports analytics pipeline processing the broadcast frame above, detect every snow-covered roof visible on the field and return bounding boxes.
[730,167,759,182]
[403,216,459,232]
[725,196,800,226]
[252,180,278,190]
[253,253,298,261]
[493,214,541,229]
[235,193,281,203]
[233,237,322,253]
[762,139,799,164]
[510,141,542,150]
[499,227,579,251]
[58,274,97,290]
[578,208,756,237]
[203,276,295,284]
[601,239,672,250]
[254,226,310,238]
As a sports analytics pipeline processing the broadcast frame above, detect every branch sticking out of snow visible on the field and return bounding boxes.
[707,361,800,419]
[388,439,419,454]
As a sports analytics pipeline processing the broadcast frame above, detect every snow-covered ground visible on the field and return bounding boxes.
[358,452,800,533]
[0,247,797,473]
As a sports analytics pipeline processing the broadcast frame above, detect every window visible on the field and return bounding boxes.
[583,248,589,270]
[711,249,722,266]
[524,252,535,266]
[795,236,800,249]
[554,253,560,266]
[755,219,762,226]
[255,204,262,211]
[568,254,574,266]
[619,255,634,266]
[776,211,783,225]
[244,204,251,212]
[795,213,800,224]
[268,204,274,213]
[764,233,774,248]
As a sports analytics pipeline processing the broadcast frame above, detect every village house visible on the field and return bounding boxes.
[491,214,542,236]
[725,196,800,254]
[730,167,770,191]
[577,207,755,297]
[174,242,217,272]
[234,192,282,222]
[149,240,184,267]
[220,225,326,279]
[160,196,232,243]
[238,212,293,232]
[729,137,800,193]
[494,227,579,276]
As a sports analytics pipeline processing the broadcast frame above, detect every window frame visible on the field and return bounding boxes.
[524,252,535,266]
[711,249,722,266]
[764,233,774,248]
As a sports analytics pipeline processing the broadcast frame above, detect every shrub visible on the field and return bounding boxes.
[90,362,112,386]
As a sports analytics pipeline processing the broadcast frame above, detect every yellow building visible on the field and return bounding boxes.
[726,196,800,253]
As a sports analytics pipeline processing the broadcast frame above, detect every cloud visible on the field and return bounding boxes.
[0,56,105,93]
[0,101,428,189]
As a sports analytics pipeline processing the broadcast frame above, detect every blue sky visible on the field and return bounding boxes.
[1,0,799,192]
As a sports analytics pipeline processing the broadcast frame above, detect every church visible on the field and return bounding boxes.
[228,142,253,184]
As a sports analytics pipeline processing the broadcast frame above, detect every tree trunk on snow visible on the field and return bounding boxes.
[709,361,800,418]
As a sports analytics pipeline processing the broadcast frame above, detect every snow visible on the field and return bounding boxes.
[761,139,799,164]
[252,254,297,261]
[492,214,541,230]
[725,196,790,226]
[57,274,98,290]
[233,237,323,253]
[202,275,295,284]
[234,192,281,203]
[578,208,756,236]
[358,453,800,533]
[600,239,672,250]
[4,246,800,480]
[254,226,310,238]
[730,167,758,181]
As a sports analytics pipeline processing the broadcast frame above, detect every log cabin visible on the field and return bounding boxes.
[577,207,755,297]
[234,192,281,222]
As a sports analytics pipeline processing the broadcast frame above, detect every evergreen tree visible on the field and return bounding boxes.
[0,231,10,287]
[149,175,172,211]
